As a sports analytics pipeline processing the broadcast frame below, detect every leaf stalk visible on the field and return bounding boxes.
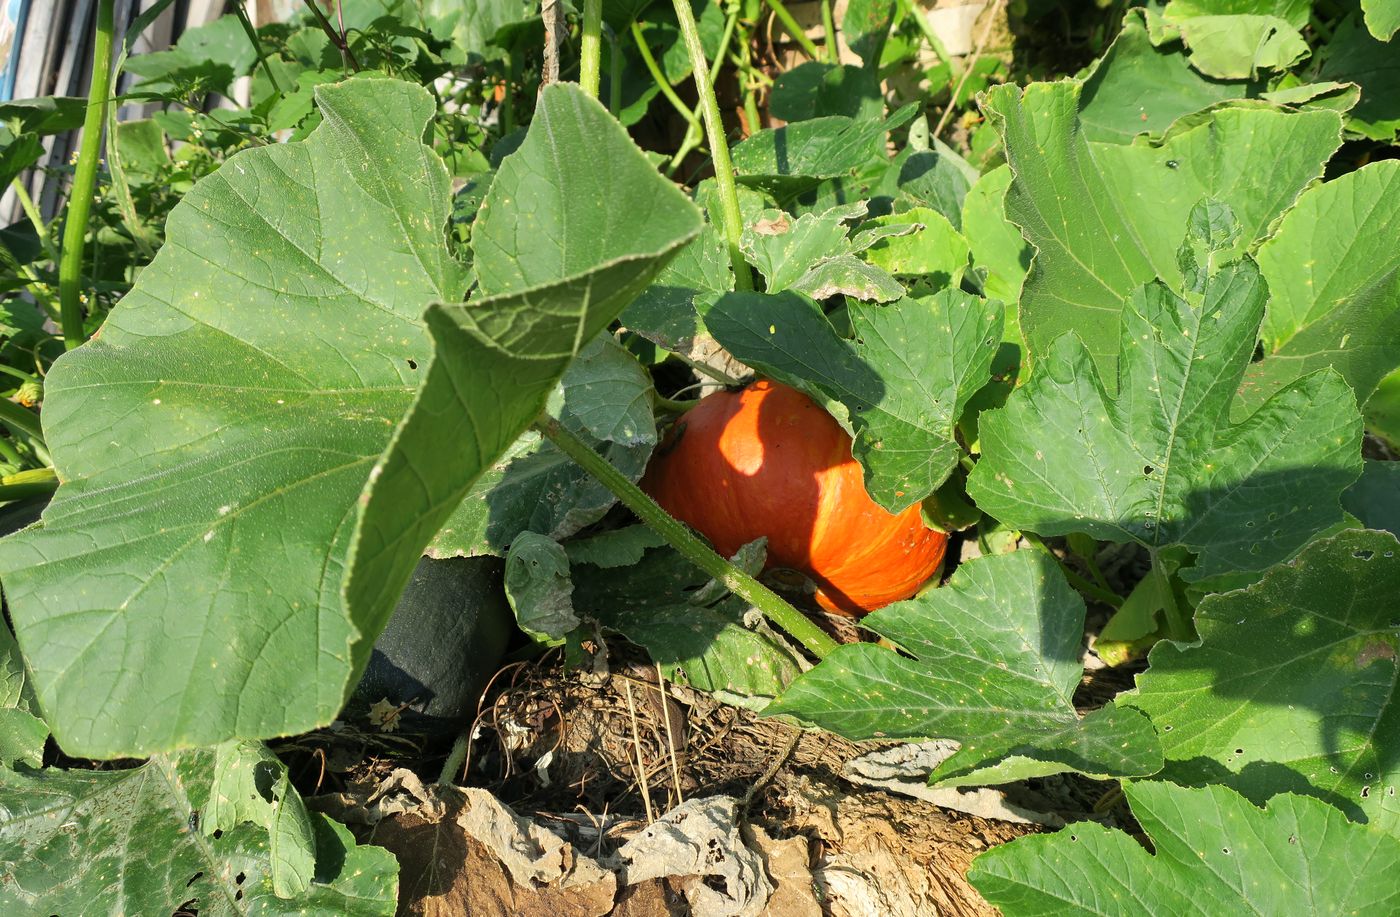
[535,414,837,658]
[58,0,117,350]
[580,0,604,98]
[670,0,754,291]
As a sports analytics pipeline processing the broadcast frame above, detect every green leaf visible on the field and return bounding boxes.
[769,550,1162,785]
[571,543,803,708]
[708,289,1002,512]
[970,781,1400,916]
[623,222,732,352]
[731,105,918,201]
[1077,11,1260,144]
[1363,0,1400,39]
[0,80,699,758]
[842,0,896,65]
[887,144,974,228]
[1366,367,1400,449]
[985,79,1340,376]
[427,335,657,557]
[1320,14,1400,140]
[504,532,578,642]
[0,78,461,757]
[0,749,397,915]
[1172,15,1309,79]
[1126,529,1400,836]
[563,524,667,568]
[206,741,316,897]
[1236,161,1400,414]
[344,82,701,717]
[967,261,1364,582]
[859,207,969,286]
[1343,465,1400,538]
[960,165,1028,340]
[0,623,45,768]
[770,62,884,122]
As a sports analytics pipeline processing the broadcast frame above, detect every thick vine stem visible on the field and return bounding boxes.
[0,467,58,502]
[670,0,754,291]
[58,0,116,350]
[0,395,43,443]
[536,414,837,658]
[580,0,604,98]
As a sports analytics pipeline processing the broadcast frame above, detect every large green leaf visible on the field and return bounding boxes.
[341,84,702,707]
[0,78,460,757]
[1125,529,1400,836]
[985,79,1340,376]
[1343,462,1400,538]
[708,289,1002,512]
[0,79,700,758]
[1237,161,1400,414]
[730,105,917,201]
[769,550,1163,786]
[1368,367,1400,448]
[427,335,656,557]
[1319,13,1400,140]
[970,781,1400,916]
[967,261,1363,582]
[1078,11,1259,144]
[1363,0,1400,39]
[0,745,396,915]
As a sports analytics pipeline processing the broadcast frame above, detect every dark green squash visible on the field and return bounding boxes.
[349,555,513,737]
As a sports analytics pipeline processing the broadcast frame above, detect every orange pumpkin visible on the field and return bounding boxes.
[641,379,947,615]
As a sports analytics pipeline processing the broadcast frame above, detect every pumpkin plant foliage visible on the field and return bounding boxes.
[0,77,700,757]
[970,780,1400,916]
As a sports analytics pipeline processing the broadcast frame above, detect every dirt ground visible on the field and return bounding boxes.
[301,641,1137,917]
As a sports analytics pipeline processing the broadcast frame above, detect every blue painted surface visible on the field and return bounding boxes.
[0,0,32,101]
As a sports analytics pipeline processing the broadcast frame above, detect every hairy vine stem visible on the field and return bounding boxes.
[58,0,116,350]
[536,414,837,659]
[671,0,754,291]
[579,0,603,96]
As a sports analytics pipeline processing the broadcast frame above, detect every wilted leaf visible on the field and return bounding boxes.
[505,532,579,641]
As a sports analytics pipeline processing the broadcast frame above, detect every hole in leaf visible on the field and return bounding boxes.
[186,872,204,888]
[1143,465,1155,475]
[407,359,418,369]
[235,872,246,885]
[1166,160,1180,169]
[1353,549,1375,560]
[211,829,223,840]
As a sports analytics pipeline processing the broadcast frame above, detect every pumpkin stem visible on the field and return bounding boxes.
[536,414,839,659]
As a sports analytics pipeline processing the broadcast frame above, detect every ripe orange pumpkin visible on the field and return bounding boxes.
[641,379,947,615]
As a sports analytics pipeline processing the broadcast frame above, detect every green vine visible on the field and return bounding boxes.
[536,414,838,659]
[58,0,116,351]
